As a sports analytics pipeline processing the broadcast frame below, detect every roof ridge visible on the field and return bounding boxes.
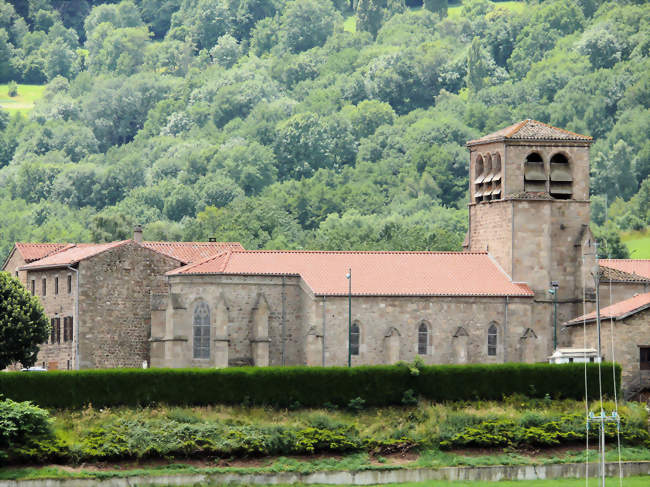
[169,250,232,275]
[506,119,530,137]
[528,119,593,140]
[227,250,490,255]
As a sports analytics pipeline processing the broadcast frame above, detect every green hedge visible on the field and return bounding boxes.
[0,363,620,409]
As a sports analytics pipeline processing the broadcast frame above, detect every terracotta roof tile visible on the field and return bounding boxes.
[600,265,650,283]
[467,119,592,146]
[600,259,650,281]
[14,243,68,262]
[168,250,534,297]
[140,241,244,264]
[20,241,131,269]
[565,292,650,325]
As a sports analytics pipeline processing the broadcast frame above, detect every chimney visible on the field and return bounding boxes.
[133,225,143,243]
[208,237,217,242]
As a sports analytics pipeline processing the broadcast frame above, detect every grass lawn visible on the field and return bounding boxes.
[0,83,45,113]
[621,228,650,258]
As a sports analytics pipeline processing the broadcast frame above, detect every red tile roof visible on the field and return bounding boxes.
[14,243,68,262]
[167,250,534,297]
[140,241,244,264]
[467,119,592,146]
[565,292,650,325]
[20,241,131,269]
[600,259,650,281]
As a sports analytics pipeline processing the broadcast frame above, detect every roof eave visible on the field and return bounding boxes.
[467,137,593,148]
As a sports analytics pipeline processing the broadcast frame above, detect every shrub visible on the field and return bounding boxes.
[0,363,621,410]
[7,81,17,97]
[0,398,57,464]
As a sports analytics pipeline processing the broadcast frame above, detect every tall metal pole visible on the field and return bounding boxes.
[593,243,605,487]
[552,282,558,350]
[346,268,351,368]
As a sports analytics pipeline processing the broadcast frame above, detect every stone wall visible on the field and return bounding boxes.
[468,201,513,276]
[24,268,76,370]
[566,310,650,394]
[2,251,27,286]
[599,281,648,308]
[77,242,178,369]
[153,274,306,368]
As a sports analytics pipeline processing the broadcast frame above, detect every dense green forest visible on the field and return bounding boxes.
[0,0,648,260]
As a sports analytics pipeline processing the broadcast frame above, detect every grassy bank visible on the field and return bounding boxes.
[0,84,45,113]
[621,229,650,258]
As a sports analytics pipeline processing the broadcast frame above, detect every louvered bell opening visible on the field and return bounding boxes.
[525,180,546,192]
[492,172,501,182]
[492,185,501,200]
[475,189,484,203]
[474,174,485,184]
[550,182,572,199]
[550,163,573,182]
[524,162,545,181]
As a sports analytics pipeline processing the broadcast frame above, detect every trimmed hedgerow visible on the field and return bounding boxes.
[0,363,620,409]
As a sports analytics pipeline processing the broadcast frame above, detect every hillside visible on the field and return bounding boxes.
[0,0,648,260]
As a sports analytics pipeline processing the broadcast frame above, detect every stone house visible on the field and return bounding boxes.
[2,243,67,287]
[564,292,650,398]
[4,236,243,369]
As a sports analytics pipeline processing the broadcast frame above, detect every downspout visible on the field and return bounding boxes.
[67,265,79,370]
[281,275,286,366]
[322,296,326,367]
[504,296,509,363]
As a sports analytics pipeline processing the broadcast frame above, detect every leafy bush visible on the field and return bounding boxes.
[0,398,57,464]
[0,363,621,410]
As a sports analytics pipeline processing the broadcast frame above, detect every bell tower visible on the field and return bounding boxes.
[465,120,595,343]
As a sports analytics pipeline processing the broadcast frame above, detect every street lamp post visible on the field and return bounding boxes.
[346,268,351,368]
[548,281,559,350]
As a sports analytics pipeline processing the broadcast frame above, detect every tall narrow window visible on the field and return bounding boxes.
[67,275,72,294]
[42,278,47,296]
[418,322,429,355]
[55,277,59,295]
[31,279,35,294]
[50,318,56,343]
[55,317,61,344]
[640,347,650,371]
[193,301,210,359]
[488,323,498,356]
[350,322,360,355]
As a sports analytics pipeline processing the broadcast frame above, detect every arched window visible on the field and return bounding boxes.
[474,154,485,202]
[193,301,210,359]
[524,153,545,193]
[418,322,429,355]
[350,322,360,355]
[488,323,498,356]
[549,153,572,199]
[492,153,502,200]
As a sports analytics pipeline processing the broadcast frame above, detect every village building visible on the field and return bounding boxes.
[2,120,648,396]
[564,292,650,399]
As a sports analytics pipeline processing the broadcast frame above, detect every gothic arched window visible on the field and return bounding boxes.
[193,301,210,359]
[350,322,360,355]
[549,153,572,199]
[418,322,429,355]
[488,323,498,356]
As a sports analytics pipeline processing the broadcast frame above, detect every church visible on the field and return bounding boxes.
[4,120,649,392]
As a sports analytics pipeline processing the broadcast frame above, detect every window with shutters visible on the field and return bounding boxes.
[549,153,572,199]
[524,153,545,193]
[50,318,56,343]
[193,301,210,359]
[55,317,61,344]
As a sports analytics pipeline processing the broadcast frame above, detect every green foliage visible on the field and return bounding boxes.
[423,0,447,17]
[6,80,16,96]
[0,363,621,410]
[0,272,50,370]
[0,398,53,465]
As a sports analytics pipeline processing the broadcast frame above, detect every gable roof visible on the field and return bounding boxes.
[140,241,244,265]
[2,242,68,271]
[20,241,131,270]
[565,292,650,326]
[467,119,592,146]
[600,259,650,281]
[167,250,534,298]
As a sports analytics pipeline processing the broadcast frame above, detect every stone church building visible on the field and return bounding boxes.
[3,120,649,393]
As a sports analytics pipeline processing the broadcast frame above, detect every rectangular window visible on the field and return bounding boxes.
[640,347,650,370]
[42,278,46,296]
[31,279,35,294]
[50,318,56,343]
[55,277,59,295]
[63,317,74,342]
[55,317,61,344]
[67,275,72,294]
[15,271,18,277]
